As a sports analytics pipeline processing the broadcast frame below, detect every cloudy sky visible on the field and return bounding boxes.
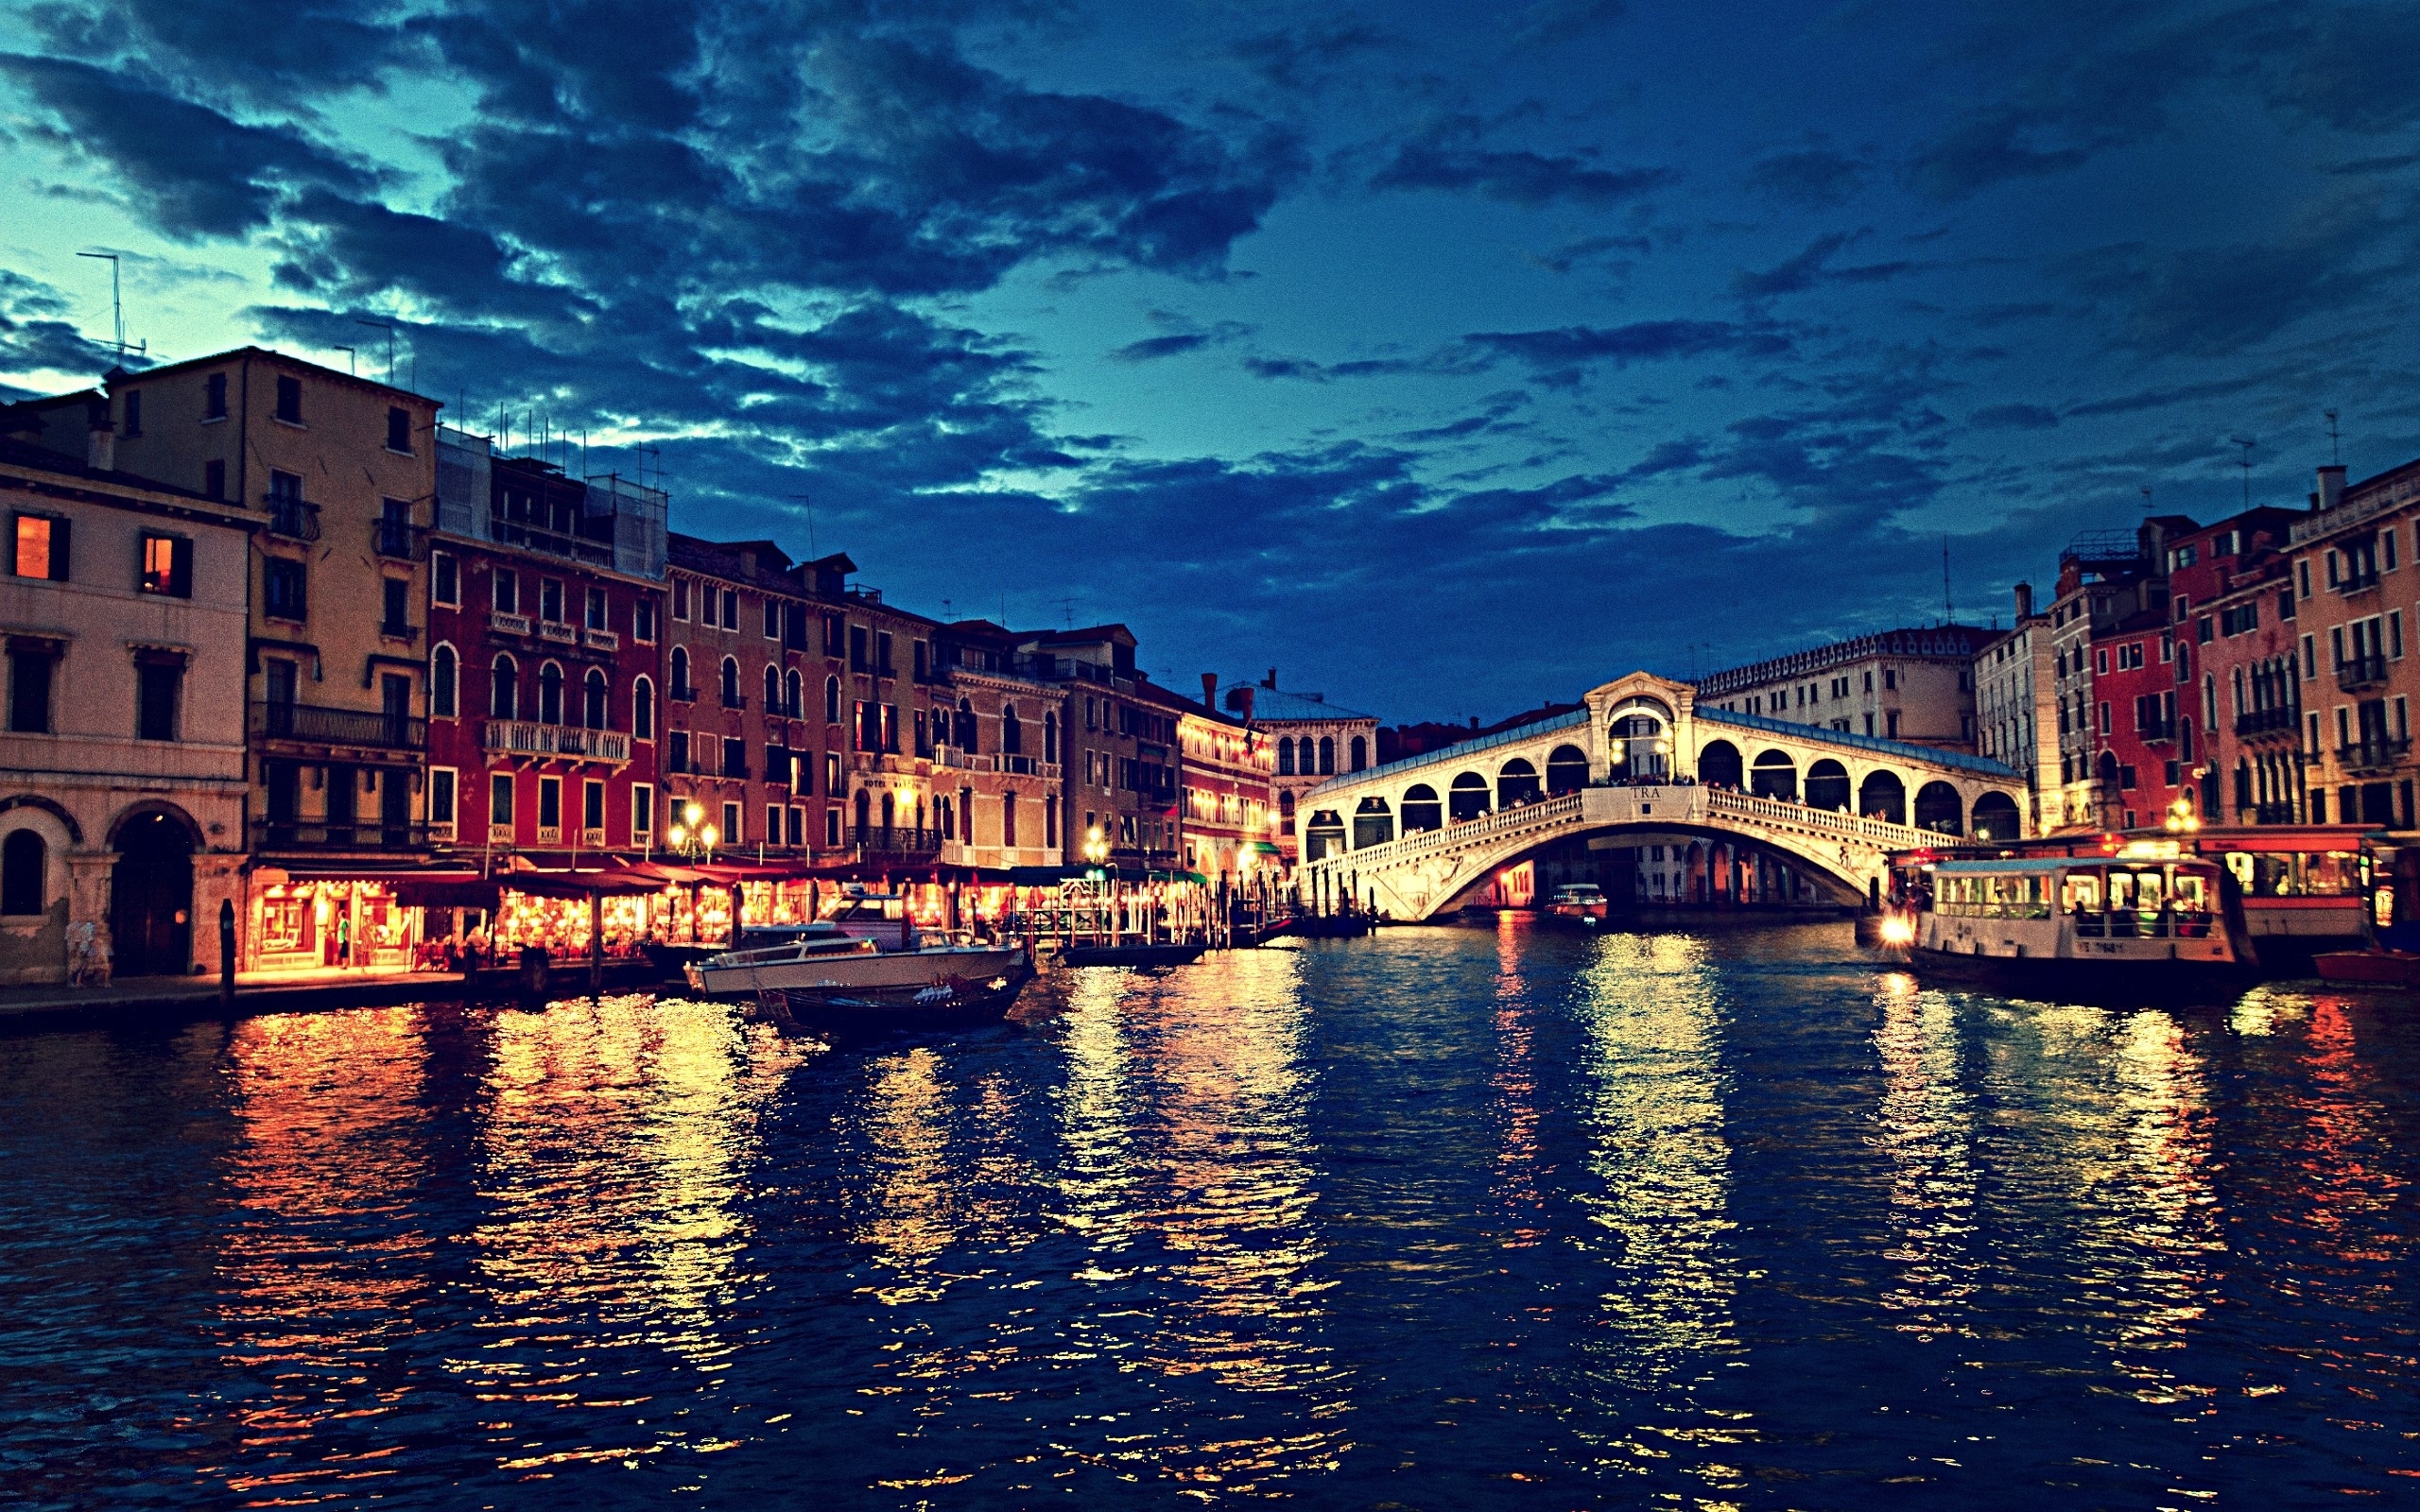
[4,1,2417,720]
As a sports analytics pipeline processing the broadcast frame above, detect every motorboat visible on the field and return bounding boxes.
[1545,883,1611,926]
[755,953,1036,1034]
[683,891,1021,997]
[1885,851,2256,1005]
[1058,940,1207,968]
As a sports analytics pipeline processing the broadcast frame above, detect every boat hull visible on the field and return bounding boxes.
[760,961,1034,1034]
[1058,942,1206,968]
[1901,943,2255,1006]
[688,945,1023,997]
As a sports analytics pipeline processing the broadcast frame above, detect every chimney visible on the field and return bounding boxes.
[1238,686,1255,724]
[85,394,113,472]
[1201,672,1218,709]
[2014,581,2033,620]
[1263,666,1276,689]
[2316,465,2346,513]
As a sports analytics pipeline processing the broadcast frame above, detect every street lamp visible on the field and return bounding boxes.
[2162,793,2200,834]
[667,800,719,860]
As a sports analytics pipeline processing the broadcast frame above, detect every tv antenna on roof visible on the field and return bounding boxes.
[1943,535,1954,624]
[334,345,355,376]
[2325,408,2342,465]
[75,250,146,363]
[1056,596,1077,629]
[2228,436,2256,508]
[788,491,816,557]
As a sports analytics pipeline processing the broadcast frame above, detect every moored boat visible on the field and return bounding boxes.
[756,953,1036,1034]
[1544,883,1610,926]
[1888,852,2256,1005]
[683,889,1021,997]
[1058,940,1207,968]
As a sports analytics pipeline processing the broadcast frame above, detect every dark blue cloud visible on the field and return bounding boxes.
[1369,115,1670,206]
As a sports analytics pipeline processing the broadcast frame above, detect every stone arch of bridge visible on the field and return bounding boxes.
[1424,818,1872,915]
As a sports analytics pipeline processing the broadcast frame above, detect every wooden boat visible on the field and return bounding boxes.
[2313,951,2420,987]
[1890,852,2256,1005]
[1058,940,1207,968]
[756,954,1035,1034]
[684,892,1022,997]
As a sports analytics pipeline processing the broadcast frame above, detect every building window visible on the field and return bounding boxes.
[767,803,784,845]
[764,662,783,713]
[723,801,742,845]
[586,587,608,631]
[139,533,193,597]
[493,568,518,614]
[722,736,748,778]
[431,644,458,717]
[719,657,741,709]
[121,388,142,437]
[386,406,411,454]
[631,783,653,838]
[825,675,841,722]
[633,598,657,643]
[670,646,692,700]
[491,655,518,719]
[583,668,608,729]
[429,767,457,829]
[264,558,306,620]
[632,676,655,741]
[204,372,227,421]
[274,375,302,423]
[0,830,43,915]
[12,514,68,581]
[490,772,515,827]
[764,599,781,639]
[826,807,840,847]
[202,459,225,500]
[538,776,562,833]
[540,578,563,625]
[539,662,564,725]
[382,577,410,636]
[667,730,689,774]
[672,579,690,621]
[584,780,606,835]
[432,550,458,607]
[720,589,738,630]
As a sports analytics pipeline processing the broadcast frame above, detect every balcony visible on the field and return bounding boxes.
[932,747,991,771]
[480,720,632,764]
[581,826,606,847]
[536,825,562,846]
[2337,656,2391,693]
[2338,736,2411,773]
[582,627,620,651]
[266,495,320,541]
[538,619,579,646]
[720,693,748,712]
[489,610,532,637]
[251,818,431,851]
[2334,568,2382,594]
[372,519,425,560]
[2235,706,2299,738]
[2136,718,2177,745]
[251,700,426,750]
[846,826,942,859]
[489,822,513,843]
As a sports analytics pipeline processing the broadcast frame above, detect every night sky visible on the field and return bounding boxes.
[4,2,2417,721]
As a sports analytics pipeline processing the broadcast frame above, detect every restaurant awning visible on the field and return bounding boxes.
[1006,865,1090,885]
[388,872,503,909]
[499,868,666,900]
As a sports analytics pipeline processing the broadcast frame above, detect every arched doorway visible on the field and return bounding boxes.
[1497,758,1542,808]
[1698,739,1742,788]
[1448,772,1490,822]
[111,810,194,977]
[1971,791,2020,841]
[1402,783,1443,833]
[1305,810,1345,861]
[1805,758,1850,812]
[1914,781,1963,834]
[1353,797,1393,849]
[1545,744,1589,794]
[1607,697,1672,781]
[1750,749,1797,800]
[1859,770,1906,824]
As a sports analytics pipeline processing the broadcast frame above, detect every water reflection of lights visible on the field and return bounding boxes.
[1870,984,1979,1341]
[1569,933,1745,1498]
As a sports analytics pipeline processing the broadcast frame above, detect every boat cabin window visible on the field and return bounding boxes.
[2221,850,2365,898]
[2062,873,2101,915]
[2066,864,2213,939]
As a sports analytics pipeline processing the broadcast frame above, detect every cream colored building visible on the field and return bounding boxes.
[0,421,254,981]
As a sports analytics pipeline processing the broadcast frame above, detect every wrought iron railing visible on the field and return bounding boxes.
[251,700,425,749]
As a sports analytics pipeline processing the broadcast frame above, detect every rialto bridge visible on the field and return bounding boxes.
[1296,672,2028,921]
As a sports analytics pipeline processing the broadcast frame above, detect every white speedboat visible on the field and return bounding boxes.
[683,894,1022,997]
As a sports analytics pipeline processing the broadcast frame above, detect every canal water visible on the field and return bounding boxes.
[2,921,2415,1508]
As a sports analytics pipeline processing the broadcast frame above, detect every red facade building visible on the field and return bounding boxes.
[426,430,668,867]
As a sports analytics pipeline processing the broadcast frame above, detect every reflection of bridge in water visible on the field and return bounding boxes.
[1298,673,2028,921]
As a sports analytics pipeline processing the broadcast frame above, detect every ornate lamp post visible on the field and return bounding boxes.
[665,800,720,944]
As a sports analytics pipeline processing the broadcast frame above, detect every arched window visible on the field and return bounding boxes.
[1449,771,1490,822]
[1303,809,1346,861]
[764,662,783,713]
[431,644,458,718]
[632,676,655,741]
[669,646,690,701]
[583,668,609,730]
[1278,737,1296,776]
[1353,796,1392,849]
[1401,783,1443,833]
[0,829,44,915]
[824,675,841,723]
[718,656,740,709]
[1318,736,1335,775]
[1045,713,1058,764]
[854,787,871,835]
[1697,739,1741,788]
[1750,749,1796,800]
[1497,758,1541,808]
[1279,789,1296,816]
[1805,759,1849,811]
[881,791,896,833]
[539,662,564,726]
[1349,734,1367,772]
[1915,781,1963,834]
[1002,702,1023,755]
[1972,791,2019,841]
[491,655,518,720]
[1858,769,1906,824]
[1545,744,1588,794]
[785,668,803,719]
[957,698,977,751]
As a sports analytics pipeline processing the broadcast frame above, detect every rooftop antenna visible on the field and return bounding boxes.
[788,490,816,556]
[1943,535,1954,624]
[2229,435,2256,509]
[1056,596,1077,629]
[2140,484,2152,513]
[334,345,355,376]
[2325,408,2342,466]
[75,250,146,362]
[354,318,394,384]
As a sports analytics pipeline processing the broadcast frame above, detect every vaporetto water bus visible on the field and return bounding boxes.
[1889,850,2257,1004]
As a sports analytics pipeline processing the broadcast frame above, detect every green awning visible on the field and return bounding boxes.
[1250,840,1282,855]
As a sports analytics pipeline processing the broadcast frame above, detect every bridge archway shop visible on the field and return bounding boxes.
[1295,671,2026,920]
